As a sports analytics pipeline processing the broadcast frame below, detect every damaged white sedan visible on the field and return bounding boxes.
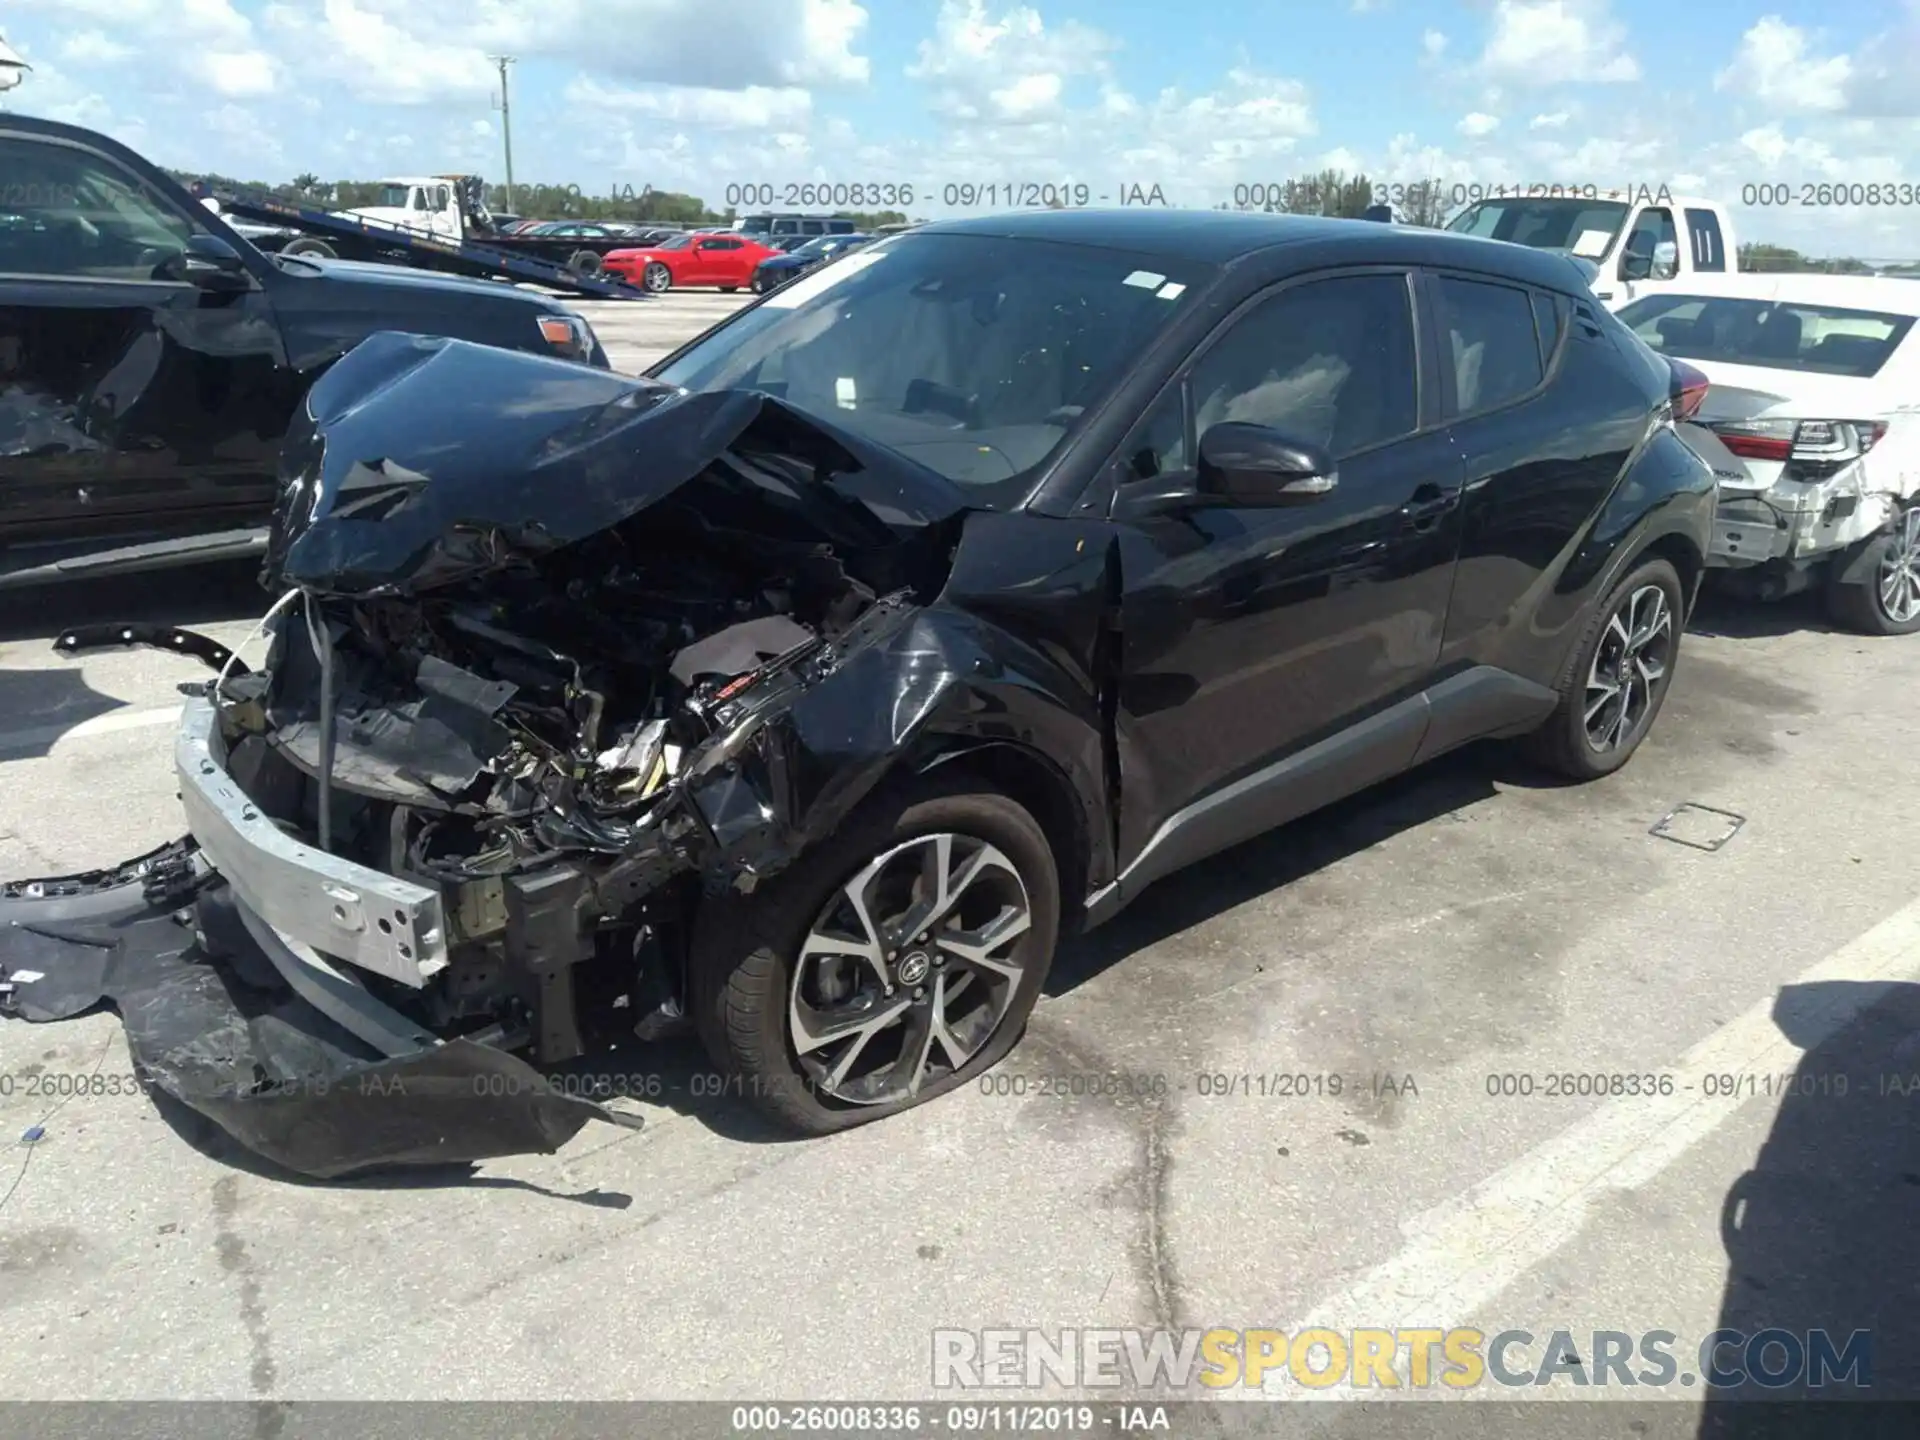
[1623,274,1920,634]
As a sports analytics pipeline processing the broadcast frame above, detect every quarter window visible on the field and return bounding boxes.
[1186,274,1418,460]
[1436,275,1544,415]
[0,136,194,281]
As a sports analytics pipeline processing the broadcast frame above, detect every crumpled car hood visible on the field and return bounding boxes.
[267,331,973,597]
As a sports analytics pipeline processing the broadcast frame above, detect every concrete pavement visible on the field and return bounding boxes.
[2,292,1918,1431]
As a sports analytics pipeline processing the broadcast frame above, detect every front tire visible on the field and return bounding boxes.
[568,249,604,277]
[1524,556,1684,780]
[1826,509,1920,636]
[692,778,1060,1134]
[642,261,672,294]
[281,237,337,259]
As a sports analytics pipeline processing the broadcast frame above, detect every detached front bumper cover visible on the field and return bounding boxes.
[0,626,641,1180]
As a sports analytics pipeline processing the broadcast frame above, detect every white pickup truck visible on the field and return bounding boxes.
[1444,188,1738,310]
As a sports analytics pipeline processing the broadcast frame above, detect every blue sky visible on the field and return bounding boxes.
[5,0,1919,253]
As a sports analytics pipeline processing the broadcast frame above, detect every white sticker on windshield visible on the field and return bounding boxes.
[761,251,887,309]
[1572,228,1613,258]
[835,377,857,408]
[6,970,43,984]
[1123,270,1167,289]
[1156,281,1186,300]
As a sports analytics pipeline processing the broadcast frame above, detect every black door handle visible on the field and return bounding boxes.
[1400,484,1459,530]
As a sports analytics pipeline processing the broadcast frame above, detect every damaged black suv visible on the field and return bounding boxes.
[1,211,1715,1175]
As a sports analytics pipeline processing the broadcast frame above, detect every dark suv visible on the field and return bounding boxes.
[1,210,1714,1176]
[0,115,609,587]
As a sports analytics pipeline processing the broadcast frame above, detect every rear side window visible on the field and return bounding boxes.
[1437,275,1545,415]
[1616,293,1917,378]
[1685,209,1726,273]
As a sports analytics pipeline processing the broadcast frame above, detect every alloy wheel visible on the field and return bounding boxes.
[643,263,670,294]
[788,832,1033,1106]
[1584,583,1674,753]
[1877,509,1920,624]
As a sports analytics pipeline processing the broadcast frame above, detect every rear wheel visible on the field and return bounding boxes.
[1524,557,1684,780]
[642,261,672,294]
[567,249,603,277]
[692,779,1060,1134]
[1827,508,1920,636]
[281,237,337,259]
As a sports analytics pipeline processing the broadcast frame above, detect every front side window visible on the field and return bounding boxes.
[1186,273,1418,459]
[653,232,1211,507]
[0,136,193,280]
[1620,207,1677,277]
[1436,275,1546,415]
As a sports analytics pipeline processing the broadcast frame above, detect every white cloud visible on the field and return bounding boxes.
[908,0,1116,123]
[58,31,134,65]
[1715,17,1851,114]
[565,76,813,130]
[1458,112,1500,137]
[200,50,277,98]
[1422,29,1448,58]
[1478,0,1639,86]
[1529,111,1570,129]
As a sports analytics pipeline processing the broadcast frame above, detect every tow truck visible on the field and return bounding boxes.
[203,174,648,299]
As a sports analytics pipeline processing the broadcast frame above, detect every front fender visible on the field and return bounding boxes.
[681,605,1113,899]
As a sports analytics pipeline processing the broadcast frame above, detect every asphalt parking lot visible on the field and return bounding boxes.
[3,291,1919,1428]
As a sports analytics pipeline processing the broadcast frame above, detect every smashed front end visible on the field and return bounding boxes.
[0,333,968,1177]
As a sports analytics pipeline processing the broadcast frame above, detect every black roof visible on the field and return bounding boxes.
[914,207,1593,293]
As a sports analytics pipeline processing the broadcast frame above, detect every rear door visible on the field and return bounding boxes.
[0,126,291,555]
[1432,271,1657,689]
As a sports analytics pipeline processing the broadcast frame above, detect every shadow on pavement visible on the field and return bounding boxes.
[0,666,129,759]
[1686,583,1841,640]
[1694,979,1920,1436]
[1047,736,1565,998]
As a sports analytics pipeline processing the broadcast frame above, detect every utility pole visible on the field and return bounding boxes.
[488,55,517,213]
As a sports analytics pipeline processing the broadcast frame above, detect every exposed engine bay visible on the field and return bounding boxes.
[227,498,920,1064]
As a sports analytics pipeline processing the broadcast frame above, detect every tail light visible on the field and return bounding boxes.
[1709,418,1888,467]
[1669,359,1709,422]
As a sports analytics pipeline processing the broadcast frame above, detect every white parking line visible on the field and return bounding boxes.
[1265,891,1920,1398]
[0,703,182,758]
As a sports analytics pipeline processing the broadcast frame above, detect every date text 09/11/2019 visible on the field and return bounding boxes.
[723,182,1171,211]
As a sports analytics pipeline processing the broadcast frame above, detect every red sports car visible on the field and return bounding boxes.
[601,231,781,293]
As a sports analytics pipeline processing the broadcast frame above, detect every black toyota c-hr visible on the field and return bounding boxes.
[2,208,1715,1176]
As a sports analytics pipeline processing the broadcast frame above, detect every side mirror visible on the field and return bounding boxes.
[155,233,254,291]
[1196,423,1338,505]
[1620,236,1654,281]
[1651,240,1680,281]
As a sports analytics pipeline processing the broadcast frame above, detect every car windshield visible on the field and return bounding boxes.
[791,236,836,258]
[373,184,412,209]
[1617,294,1917,378]
[652,231,1211,509]
[1447,198,1631,260]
